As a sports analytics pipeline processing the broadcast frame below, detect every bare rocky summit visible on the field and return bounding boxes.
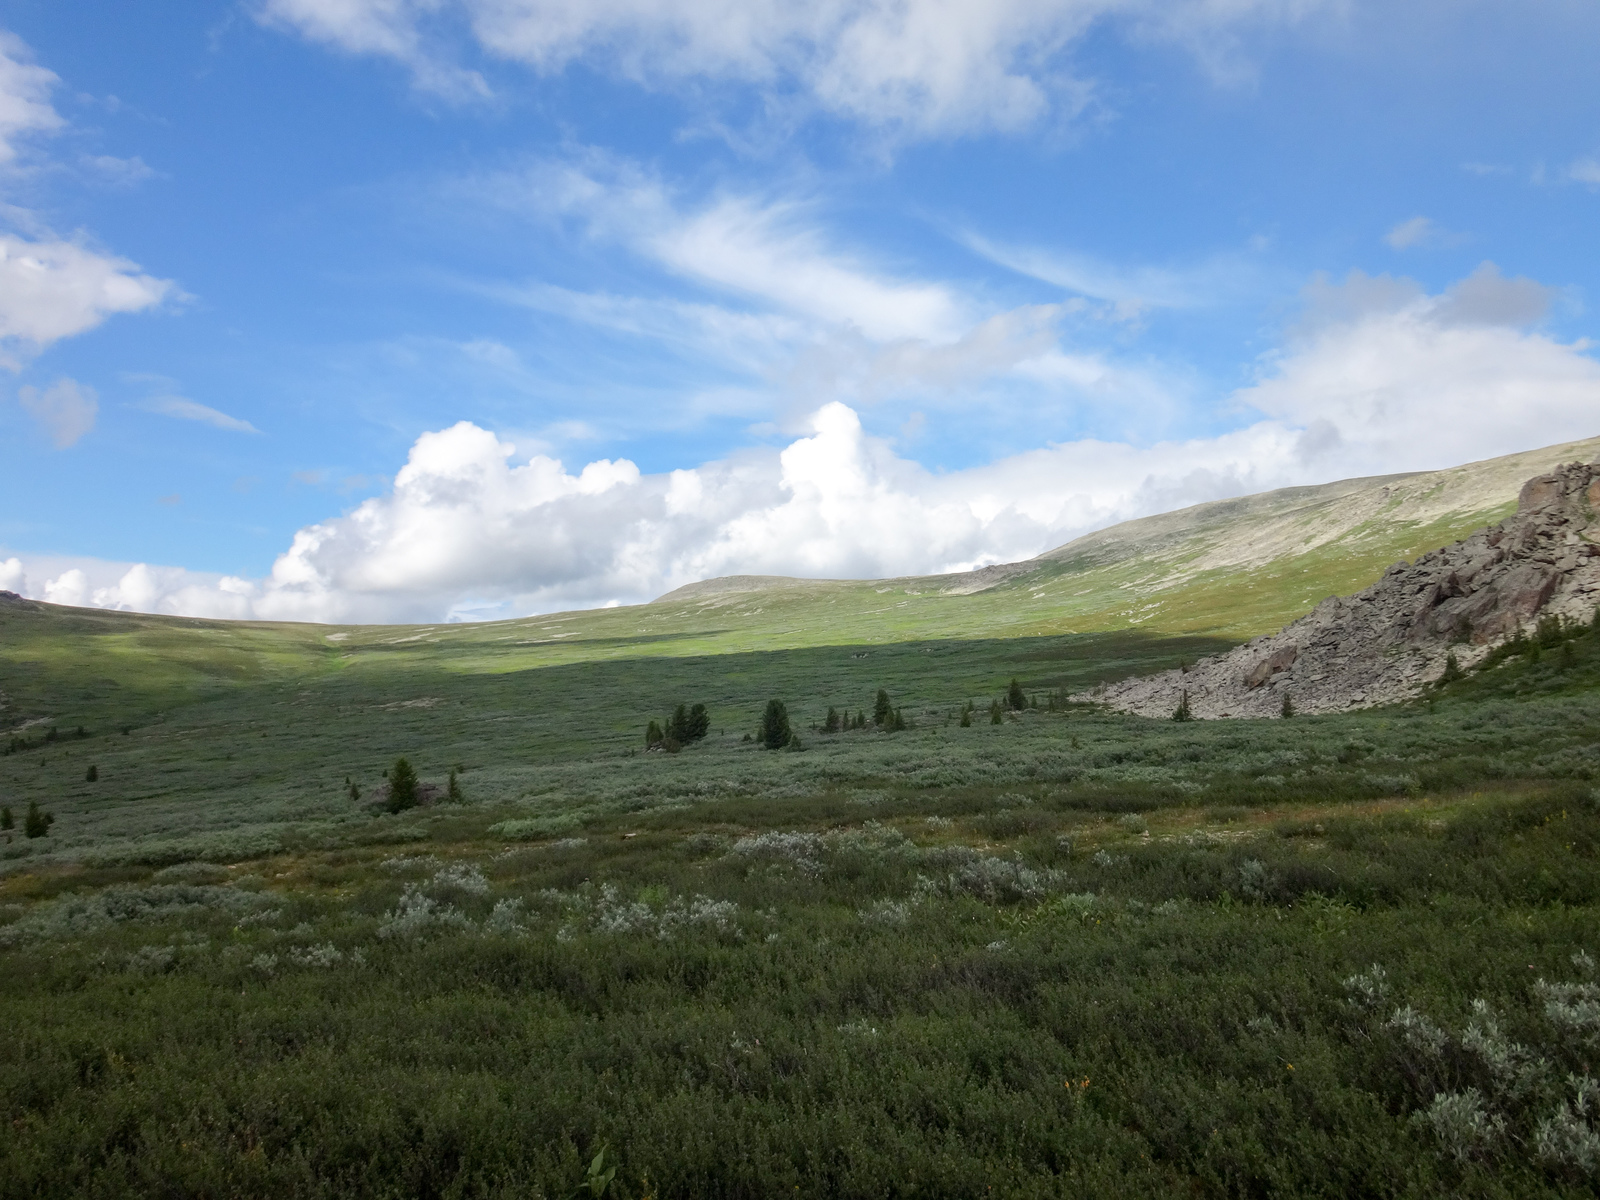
[1086,460,1600,718]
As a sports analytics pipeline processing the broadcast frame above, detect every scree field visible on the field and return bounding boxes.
[3,566,1600,1196]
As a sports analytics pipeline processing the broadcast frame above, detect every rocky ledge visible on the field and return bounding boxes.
[1084,460,1600,719]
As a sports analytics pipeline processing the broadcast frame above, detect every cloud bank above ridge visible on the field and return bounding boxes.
[11,263,1598,626]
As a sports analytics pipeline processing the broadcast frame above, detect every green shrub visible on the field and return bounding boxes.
[23,799,52,838]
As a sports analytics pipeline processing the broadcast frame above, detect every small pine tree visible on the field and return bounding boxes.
[890,707,907,732]
[447,768,464,803]
[686,703,710,741]
[824,706,840,733]
[24,799,53,838]
[85,764,98,782]
[646,719,664,749]
[1438,652,1464,686]
[1280,693,1295,719]
[0,806,12,830]
[386,757,419,813]
[1007,678,1026,711]
[855,710,866,730]
[348,779,361,802]
[1172,690,1193,722]
[1560,638,1577,669]
[989,699,1003,725]
[959,701,973,728]
[873,689,892,727]
[759,700,792,749]
[667,704,690,743]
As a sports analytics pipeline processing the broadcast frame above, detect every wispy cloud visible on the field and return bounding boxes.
[143,395,262,434]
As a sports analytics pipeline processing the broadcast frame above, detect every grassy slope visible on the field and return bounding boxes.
[5,440,1600,1196]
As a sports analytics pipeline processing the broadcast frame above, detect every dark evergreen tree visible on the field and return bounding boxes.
[24,799,53,838]
[1007,678,1026,710]
[447,768,464,803]
[855,710,865,730]
[0,806,12,830]
[1172,690,1193,722]
[959,703,972,728]
[348,779,361,803]
[85,764,98,782]
[989,699,1003,725]
[386,756,419,813]
[686,703,711,741]
[824,706,840,733]
[646,719,664,749]
[667,703,691,743]
[1280,693,1295,719]
[873,689,892,726]
[759,700,792,749]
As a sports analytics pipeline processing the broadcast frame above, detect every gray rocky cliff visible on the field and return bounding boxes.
[1084,460,1600,719]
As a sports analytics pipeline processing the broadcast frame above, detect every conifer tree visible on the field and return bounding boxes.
[668,703,691,743]
[1007,678,1026,710]
[686,703,710,741]
[447,768,464,803]
[348,778,361,803]
[0,806,12,830]
[386,757,419,813]
[824,706,840,733]
[959,702,972,727]
[1438,652,1463,686]
[85,764,98,782]
[1172,690,1193,722]
[646,720,664,749]
[990,699,1003,725]
[855,710,865,730]
[1280,693,1295,719]
[759,700,792,749]
[873,689,892,727]
[23,799,53,838]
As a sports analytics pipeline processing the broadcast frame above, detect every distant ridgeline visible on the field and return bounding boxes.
[1090,460,1600,718]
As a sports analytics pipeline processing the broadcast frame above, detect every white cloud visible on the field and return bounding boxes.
[261,0,1341,138]
[15,263,1595,625]
[0,556,24,593]
[143,395,262,434]
[1570,157,1600,187]
[0,232,176,365]
[17,377,97,447]
[0,31,63,164]
[1384,215,1435,250]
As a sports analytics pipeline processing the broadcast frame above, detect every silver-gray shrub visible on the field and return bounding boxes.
[1535,1076,1600,1174]
[377,884,474,939]
[1384,1006,1448,1058]
[288,942,345,968]
[429,862,489,896]
[125,944,177,974]
[0,884,275,945]
[1341,964,1389,1014]
[1411,1089,1504,1163]
[1536,979,1600,1047]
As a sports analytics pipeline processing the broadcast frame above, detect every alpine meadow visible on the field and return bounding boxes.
[6,439,1600,1197]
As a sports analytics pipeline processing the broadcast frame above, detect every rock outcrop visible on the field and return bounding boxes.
[1086,460,1600,718]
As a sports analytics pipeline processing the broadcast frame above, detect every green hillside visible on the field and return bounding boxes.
[5,438,1600,1197]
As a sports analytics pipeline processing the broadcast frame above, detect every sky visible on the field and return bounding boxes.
[1,0,1598,624]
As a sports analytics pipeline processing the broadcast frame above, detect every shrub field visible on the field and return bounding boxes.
[3,599,1600,1196]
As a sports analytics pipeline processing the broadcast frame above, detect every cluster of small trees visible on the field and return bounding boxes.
[0,801,54,838]
[346,757,464,813]
[646,703,711,752]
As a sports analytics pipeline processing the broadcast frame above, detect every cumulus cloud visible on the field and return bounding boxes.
[1240,263,1596,478]
[1569,157,1600,188]
[17,377,97,447]
[0,556,24,593]
[15,263,1597,625]
[0,232,176,365]
[0,31,63,164]
[259,0,1339,137]
[143,395,262,434]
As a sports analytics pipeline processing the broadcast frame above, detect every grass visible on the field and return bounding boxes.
[4,586,1600,1194]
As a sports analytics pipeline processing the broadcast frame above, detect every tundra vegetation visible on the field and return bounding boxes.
[2,587,1600,1197]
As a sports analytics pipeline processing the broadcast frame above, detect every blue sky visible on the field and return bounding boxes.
[2,0,1598,622]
